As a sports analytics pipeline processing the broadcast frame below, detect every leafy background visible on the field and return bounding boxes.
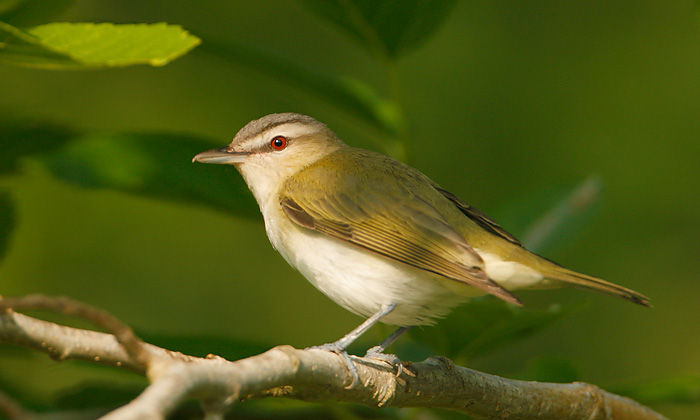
[1,0,699,419]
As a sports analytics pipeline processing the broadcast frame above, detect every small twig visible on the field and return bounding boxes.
[0,294,150,366]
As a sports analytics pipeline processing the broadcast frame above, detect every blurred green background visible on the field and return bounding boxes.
[1,1,699,419]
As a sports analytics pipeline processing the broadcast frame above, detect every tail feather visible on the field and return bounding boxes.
[543,266,651,307]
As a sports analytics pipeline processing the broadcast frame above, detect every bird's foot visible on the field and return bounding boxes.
[307,343,360,389]
[364,346,406,377]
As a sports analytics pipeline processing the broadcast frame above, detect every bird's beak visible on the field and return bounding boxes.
[192,147,250,165]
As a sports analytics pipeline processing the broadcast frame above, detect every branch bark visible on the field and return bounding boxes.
[0,295,667,420]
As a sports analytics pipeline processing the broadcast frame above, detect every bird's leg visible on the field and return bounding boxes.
[364,326,413,370]
[365,326,413,357]
[310,303,398,351]
[308,303,397,388]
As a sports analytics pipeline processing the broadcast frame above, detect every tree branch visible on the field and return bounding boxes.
[0,295,667,419]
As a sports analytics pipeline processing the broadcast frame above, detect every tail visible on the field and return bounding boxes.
[541,265,651,307]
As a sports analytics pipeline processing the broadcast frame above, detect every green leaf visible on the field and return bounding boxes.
[0,119,77,174]
[0,0,74,26]
[613,374,700,405]
[200,39,402,136]
[0,192,15,262]
[407,298,573,363]
[41,133,259,217]
[0,21,200,69]
[299,0,457,58]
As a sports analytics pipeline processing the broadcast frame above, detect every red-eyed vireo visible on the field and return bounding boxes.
[193,113,649,386]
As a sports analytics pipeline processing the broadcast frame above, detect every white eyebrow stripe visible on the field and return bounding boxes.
[237,122,319,150]
[266,122,319,140]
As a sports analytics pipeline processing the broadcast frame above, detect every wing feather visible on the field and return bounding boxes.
[280,194,522,306]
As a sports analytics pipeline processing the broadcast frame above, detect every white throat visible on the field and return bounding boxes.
[235,158,286,209]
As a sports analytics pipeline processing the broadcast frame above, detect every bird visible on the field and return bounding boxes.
[193,112,649,386]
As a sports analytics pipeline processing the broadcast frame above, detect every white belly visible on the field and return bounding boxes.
[264,210,471,326]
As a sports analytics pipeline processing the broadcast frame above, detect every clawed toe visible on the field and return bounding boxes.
[307,343,360,388]
[363,346,406,376]
[364,346,400,363]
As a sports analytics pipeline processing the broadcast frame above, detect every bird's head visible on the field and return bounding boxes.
[193,113,344,203]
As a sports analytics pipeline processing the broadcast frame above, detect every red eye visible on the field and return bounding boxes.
[271,136,288,150]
